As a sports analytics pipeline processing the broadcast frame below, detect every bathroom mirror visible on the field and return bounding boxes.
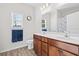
[41,3,79,34]
[66,11,79,34]
[41,12,51,32]
[57,3,79,34]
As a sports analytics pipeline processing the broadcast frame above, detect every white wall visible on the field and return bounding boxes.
[34,7,42,32]
[67,11,79,34]
[50,8,57,32]
[0,3,35,53]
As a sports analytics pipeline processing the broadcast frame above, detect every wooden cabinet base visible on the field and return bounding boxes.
[33,34,78,56]
[62,51,76,56]
[49,45,60,56]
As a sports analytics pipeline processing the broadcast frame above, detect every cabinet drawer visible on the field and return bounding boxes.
[48,39,79,55]
[55,41,79,55]
[42,42,48,53]
[48,38,56,46]
[38,40,41,46]
[62,51,76,56]
[33,35,42,40]
[42,37,48,43]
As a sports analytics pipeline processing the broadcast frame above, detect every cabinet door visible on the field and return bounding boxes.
[42,42,48,53]
[33,38,38,54]
[41,42,48,56]
[37,40,42,56]
[42,50,48,56]
[33,35,42,56]
[49,45,60,56]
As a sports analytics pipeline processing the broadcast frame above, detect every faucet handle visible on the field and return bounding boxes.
[64,31,69,37]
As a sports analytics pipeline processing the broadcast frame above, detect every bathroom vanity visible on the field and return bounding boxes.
[33,33,79,56]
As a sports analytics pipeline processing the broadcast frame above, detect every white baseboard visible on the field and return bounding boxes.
[0,44,27,53]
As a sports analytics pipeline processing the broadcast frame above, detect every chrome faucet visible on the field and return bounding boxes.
[64,31,69,38]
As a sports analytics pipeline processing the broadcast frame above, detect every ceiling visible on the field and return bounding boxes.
[58,3,79,16]
[26,3,57,7]
[26,3,79,16]
[26,3,41,8]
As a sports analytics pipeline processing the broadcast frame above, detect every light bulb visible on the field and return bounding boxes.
[46,3,49,7]
[42,5,46,9]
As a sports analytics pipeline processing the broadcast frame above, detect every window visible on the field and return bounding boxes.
[11,12,23,28]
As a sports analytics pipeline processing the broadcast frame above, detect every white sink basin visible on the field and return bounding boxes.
[69,36,79,40]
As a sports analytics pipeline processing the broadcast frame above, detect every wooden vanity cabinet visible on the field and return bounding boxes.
[33,35,42,56]
[42,37,48,43]
[62,50,76,56]
[42,50,48,56]
[33,34,79,56]
[48,45,60,56]
[41,42,48,56]
[37,40,42,56]
[42,42,48,52]
[33,38,37,54]
[41,37,48,56]
[48,38,78,56]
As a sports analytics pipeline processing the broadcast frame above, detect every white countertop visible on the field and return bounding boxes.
[34,32,79,45]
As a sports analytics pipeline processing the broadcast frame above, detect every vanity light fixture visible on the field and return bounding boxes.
[40,3,50,11]
[27,16,31,21]
[46,3,49,7]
